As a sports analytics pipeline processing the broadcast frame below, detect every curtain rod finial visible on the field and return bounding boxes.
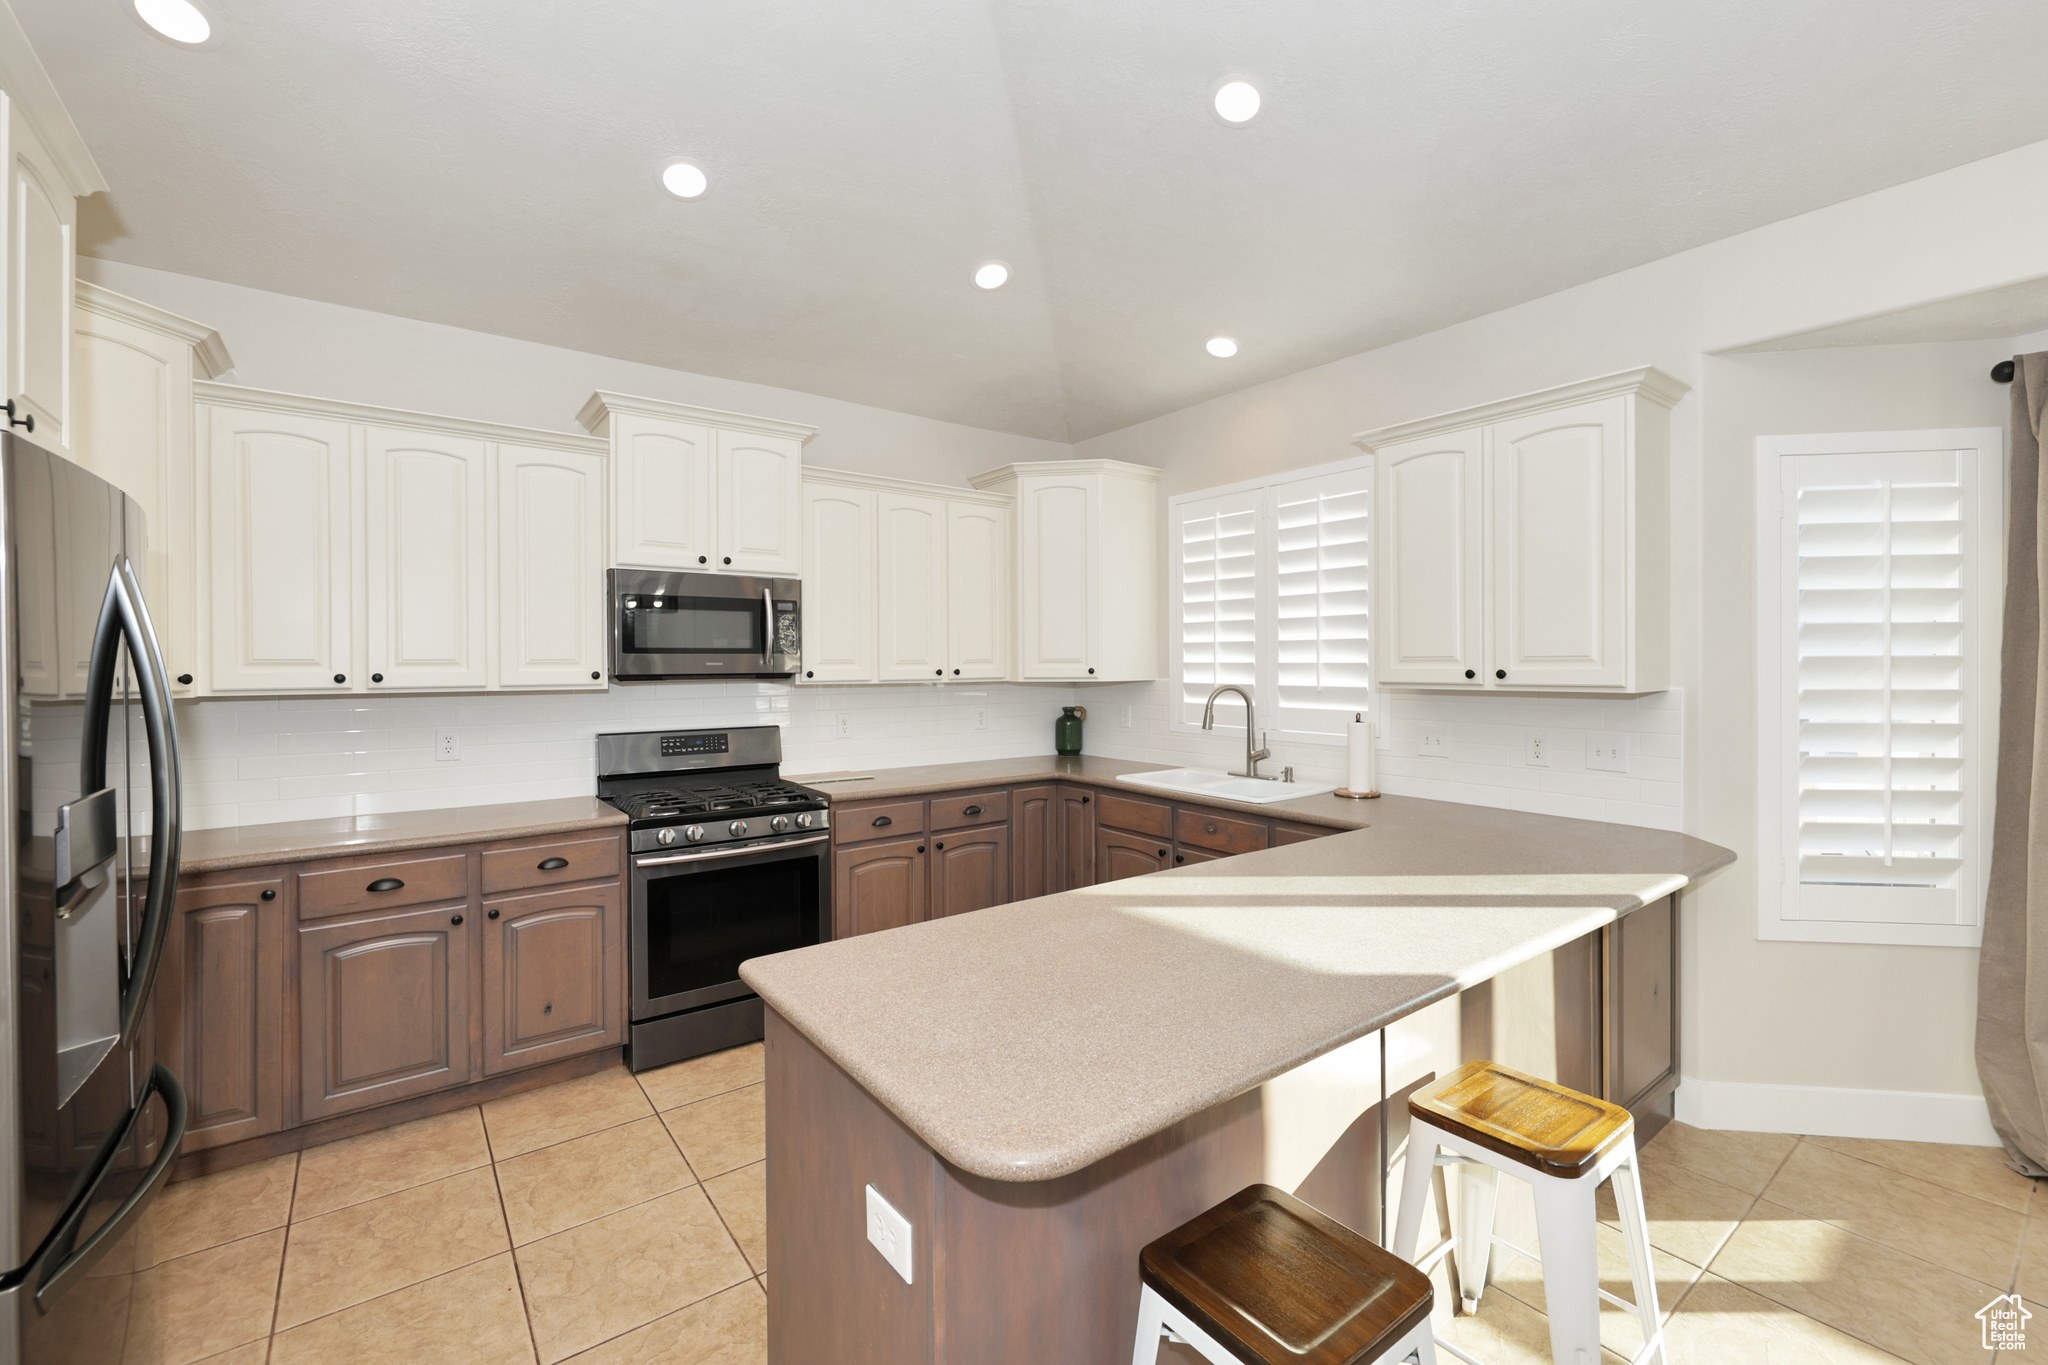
[1993,360,2016,384]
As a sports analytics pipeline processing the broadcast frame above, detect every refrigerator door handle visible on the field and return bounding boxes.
[78,558,181,1045]
[28,1063,188,1312]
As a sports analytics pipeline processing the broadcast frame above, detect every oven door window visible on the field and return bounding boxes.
[642,855,820,1001]
[623,597,763,654]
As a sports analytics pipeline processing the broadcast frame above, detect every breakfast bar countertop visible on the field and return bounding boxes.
[742,789,1732,1184]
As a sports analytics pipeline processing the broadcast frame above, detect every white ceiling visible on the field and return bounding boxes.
[24,0,2048,440]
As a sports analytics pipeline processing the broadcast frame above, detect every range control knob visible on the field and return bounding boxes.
[683,825,705,843]
[770,815,790,833]
[655,827,677,846]
[729,820,749,837]
[794,812,813,829]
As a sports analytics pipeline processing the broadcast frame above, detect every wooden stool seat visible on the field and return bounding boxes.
[1139,1184,1434,1365]
[1408,1058,1633,1177]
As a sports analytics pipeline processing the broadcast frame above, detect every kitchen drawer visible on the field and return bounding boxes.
[930,789,1010,833]
[1175,807,1269,856]
[1095,792,1172,840]
[1272,820,1340,845]
[481,834,621,895]
[835,799,926,844]
[297,852,471,920]
[1172,846,1226,866]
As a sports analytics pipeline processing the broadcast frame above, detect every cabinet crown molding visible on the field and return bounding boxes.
[1351,366,1691,451]
[575,390,818,444]
[77,281,235,378]
[804,463,1011,505]
[967,457,1162,491]
[195,382,607,454]
[0,13,106,197]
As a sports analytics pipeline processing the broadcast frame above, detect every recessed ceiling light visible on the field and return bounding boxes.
[974,262,1010,291]
[134,0,210,44]
[1212,80,1261,125]
[660,160,708,200]
[1206,336,1239,359]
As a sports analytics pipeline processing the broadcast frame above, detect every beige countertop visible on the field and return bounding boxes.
[743,785,1732,1184]
[179,797,627,873]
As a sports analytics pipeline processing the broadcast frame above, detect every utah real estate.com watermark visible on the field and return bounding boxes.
[1982,1294,2031,1351]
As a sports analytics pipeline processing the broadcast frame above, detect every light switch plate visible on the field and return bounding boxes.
[1525,729,1552,768]
[1587,731,1629,772]
[865,1184,914,1284]
[1417,725,1450,759]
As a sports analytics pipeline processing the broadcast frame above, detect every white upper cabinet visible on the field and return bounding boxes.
[496,444,606,689]
[876,490,948,681]
[799,476,876,683]
[971,460,1160,682]
[71,282,232,694]
[578,392,814,574]
[946,499,1010,680]
[1358,367,1685,694]
[365,426,489,691]
[205,404,355,693]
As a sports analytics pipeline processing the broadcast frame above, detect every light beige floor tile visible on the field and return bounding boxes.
[638,1043,764,1114]
[517,1185,753,1364]
[1762,1142,2025,1289]
[484,1067,653,1160]
[191,1345,271,1365]
[137,1154,297,1268]
[1638,1119,1798,1196]
[1711,1200,2001,1365]
[1489,1222,1700,1361]
[2016,1219,2048,1305]
[122,1229,284,1365]
[561,1279,766,1364]
[275,1166,509,1329]
[705,1162,765,1275]
[1806,1136,2037,1215]
[1595,1157,1754,1269]
[1663,1272,1914,1362]
[663,1085,765,1180]
[270,1252,533,1365]
[292,1107,491,1220]
[496,1116,695,1245]
[1433,1278,1628,1365]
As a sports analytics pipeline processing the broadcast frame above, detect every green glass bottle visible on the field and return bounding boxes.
[1054,705,1085,756]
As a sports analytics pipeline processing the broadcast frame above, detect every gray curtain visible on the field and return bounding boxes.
[1981,352,2048,1176]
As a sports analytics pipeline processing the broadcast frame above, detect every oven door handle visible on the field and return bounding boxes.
[636,833,830,868]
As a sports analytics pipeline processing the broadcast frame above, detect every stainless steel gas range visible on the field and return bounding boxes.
[595,727,830,1071]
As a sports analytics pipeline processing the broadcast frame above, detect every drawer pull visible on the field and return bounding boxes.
[872,816,892,827]
[963,804,983,817]
[538,857,569,871]
[367,877,405,894]
[1204,822,1217,834]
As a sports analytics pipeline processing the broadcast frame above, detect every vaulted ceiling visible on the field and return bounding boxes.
[23,0,2048,440]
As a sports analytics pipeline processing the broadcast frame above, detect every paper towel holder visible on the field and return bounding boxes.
[1335,710,1381,799]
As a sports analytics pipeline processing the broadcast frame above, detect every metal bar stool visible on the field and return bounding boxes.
[1391,1059,1665,1365]
[1132,1183,1437,1365]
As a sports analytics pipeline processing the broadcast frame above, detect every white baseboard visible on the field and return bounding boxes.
[1674,1075,2003,1148]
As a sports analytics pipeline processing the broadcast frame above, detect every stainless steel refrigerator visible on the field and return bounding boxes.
[0,434,185,1364]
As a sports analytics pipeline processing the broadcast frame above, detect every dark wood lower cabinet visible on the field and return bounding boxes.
[299,903,474,1122]
[1012,786,1055,902]
[1096,827,1170,882]
[483,882,623,1075]
[1606,896,1676,1113]
[834,836,928,937]
[1056,785,1096,889]
[1171,846,1224,866]
[930,824,1011,918]
[159,875,286,1152]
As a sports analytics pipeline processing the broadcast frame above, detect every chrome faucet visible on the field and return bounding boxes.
[1201,685,1274,780]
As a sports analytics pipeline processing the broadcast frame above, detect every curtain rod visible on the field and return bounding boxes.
[1994,360,2016,383]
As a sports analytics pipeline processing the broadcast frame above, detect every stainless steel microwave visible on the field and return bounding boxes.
[608,569,802,681]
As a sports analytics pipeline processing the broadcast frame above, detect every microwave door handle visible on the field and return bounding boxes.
[763,587,775,659]
[79,558,181,1046]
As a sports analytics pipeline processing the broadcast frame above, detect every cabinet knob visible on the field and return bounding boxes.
[538,857,569,871]
[1495,669,1506,679]
[367,877,404,893]
[450,914,464,925]
[916,845,925,854]
[1087,667,1096,675]
[0,400,31,432]
[935,841,945,850]
[1157,848,1167,858]
[334,673,346,684]
[722,556,732,565]
[1175,854,1184,863]
[1205,822,1217,834]
[698,555,707,564]
[1464,669,1475,679]
[487,908,500,920]
[176,673,194,686]
[592,671,601,680]
[805,670,814,678]
[1081,796,1090,804]
[543,1002,552,1014]
[935,669,942,676]
[952,668,960,675]
[260,889,276,901]
[371,673,384,683]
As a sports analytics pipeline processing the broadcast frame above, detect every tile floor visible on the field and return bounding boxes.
[122,1048,2035,1365]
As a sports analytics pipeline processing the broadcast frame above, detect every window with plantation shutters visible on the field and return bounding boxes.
[1756,430,2003,948]
[1170,456,1373,742]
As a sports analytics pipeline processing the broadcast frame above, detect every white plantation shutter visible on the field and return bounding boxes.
[1758,432,2002,947]
[1271,469,1372,739]
[1175,491,1261,727]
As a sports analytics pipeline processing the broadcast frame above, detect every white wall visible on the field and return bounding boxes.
[1072,136,2048,1133]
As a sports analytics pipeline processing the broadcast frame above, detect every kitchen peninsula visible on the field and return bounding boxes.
[742,781,1732,1364]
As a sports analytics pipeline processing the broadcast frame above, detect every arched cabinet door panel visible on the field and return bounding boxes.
[483,883,622,1074]
[1372,428,1484,687]
[299,905,473,1120]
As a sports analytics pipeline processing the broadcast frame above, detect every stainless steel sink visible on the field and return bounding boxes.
[1113,768,1337,805]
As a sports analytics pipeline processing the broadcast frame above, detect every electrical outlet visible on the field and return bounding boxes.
[1417,725,1450,758]
[1525,729,1552,768]
[865,1184,914,1284]
[973,707,988,732]
[835,713,852,739]
[1587,731,1629,772]
[435,728,459,763]
[1120,704,1133,730]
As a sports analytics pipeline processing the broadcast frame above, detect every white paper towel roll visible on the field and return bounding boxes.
[1347,713,1376,794]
